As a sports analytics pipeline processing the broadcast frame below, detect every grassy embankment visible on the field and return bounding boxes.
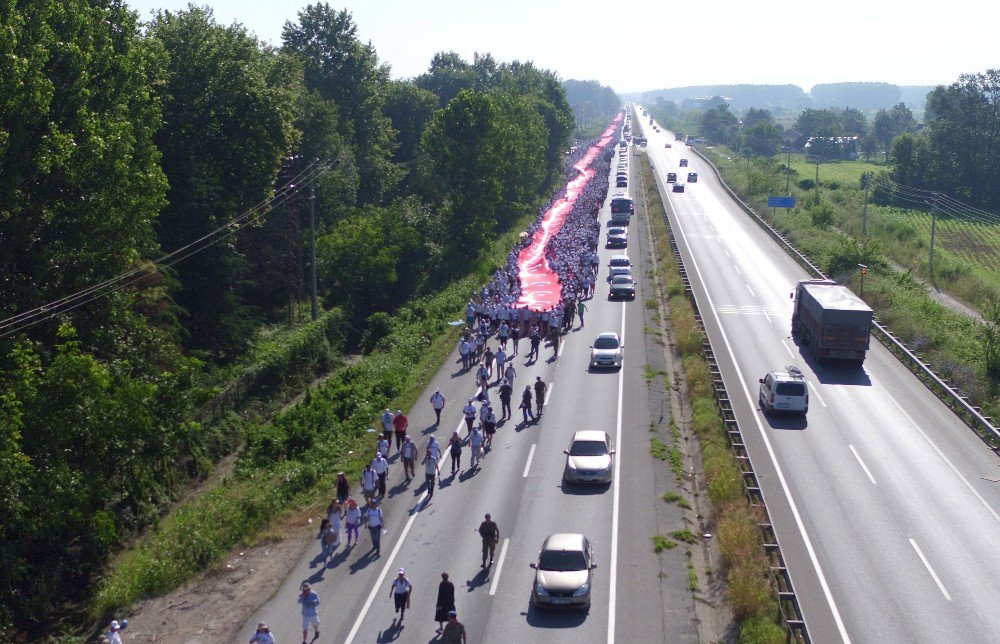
[91,210,540,624]
[702,148,999,420]
[639,154,787,643]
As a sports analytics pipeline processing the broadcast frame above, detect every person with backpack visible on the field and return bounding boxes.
[388,569,413,623]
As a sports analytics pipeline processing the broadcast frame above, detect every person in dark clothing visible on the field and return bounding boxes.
[434,572,456,634]
[477,514,500,567]
[498,379,513,420]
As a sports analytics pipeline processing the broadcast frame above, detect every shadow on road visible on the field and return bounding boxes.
[465,568,490,592]
[764,414,808,431]
[523,602,589,628]
[791,342,873,386]
[560,482,611,496]
[376,618,405,642]
[349,549,378,575]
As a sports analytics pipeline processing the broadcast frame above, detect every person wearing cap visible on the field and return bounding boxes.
[105,620,123,644]
[429,389,446,425]
[441,610,467,643]
[392,409,409,451]
[434,572,456,634]
[388,568,413,622]
[400,435,417,480]
[298,582,321,643]
[498,378,513,420]
[360,462,377,503]
[423,448,441,498]
[372,452,389,498]
[462,399,477,433]
[380,408,395,445]
[367,499,384,556]
[249,621,275,644]
[477,513,500,567]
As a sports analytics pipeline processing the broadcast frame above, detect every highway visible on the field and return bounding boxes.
[637,110,1000,642]
[241,124,702,643]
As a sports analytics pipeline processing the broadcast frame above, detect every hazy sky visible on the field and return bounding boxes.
[126,0,998,94]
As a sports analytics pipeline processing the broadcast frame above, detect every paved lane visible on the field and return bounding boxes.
[638,110,1000,643]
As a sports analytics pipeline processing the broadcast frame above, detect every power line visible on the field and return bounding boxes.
[0,160,330,338]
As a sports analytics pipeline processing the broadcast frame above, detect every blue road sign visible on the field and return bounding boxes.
[768,196,796,208]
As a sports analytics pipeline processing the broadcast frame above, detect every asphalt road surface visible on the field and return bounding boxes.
[638,111,1000,643]
[241,131,701,643]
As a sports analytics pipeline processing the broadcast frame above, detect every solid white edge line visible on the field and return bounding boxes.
[488,538,510,596]
[607,294,626,644]
[344,491,429,644]
[734,264,741,275]
[909,539,952,601]
[522,444,536,478]
[781,339,796,359]
[807,381,828,408]
[848,444,877,485]
[670,176,851,642]
[746,283,756,298]
[544,382,554,405]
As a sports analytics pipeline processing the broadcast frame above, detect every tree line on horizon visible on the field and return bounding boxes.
[0,1,577,634]
[649,70,1000,212]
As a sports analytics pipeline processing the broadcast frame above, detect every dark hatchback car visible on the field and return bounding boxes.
[672,183,685,193]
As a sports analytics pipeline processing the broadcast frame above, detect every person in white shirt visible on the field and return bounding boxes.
[429,389,446,425]
[462,399,477,433]
[389,569,413,622]
[469,427,485,469]
[105,620,123,644]
[372,453,389,498]
[249,622,275,644]
[367,500,384,556]
[494,347,507,381]
[400,435,417,480]
[360,463,378,503]
[426,435,441,460]
[423,450,441,498]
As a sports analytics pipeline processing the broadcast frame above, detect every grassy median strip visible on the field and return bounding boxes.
[640,154,787,643]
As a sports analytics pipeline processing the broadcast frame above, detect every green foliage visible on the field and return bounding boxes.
[809,202,835,227]
[700,102,739,145]
[282,4,401,202]
[662,491,692,509]
[739,614,788,644]
[982,297,1000,379]
[150,6,301,358]
[651,535,678,553]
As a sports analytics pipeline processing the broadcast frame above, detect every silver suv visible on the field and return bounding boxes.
[758,366,808,415]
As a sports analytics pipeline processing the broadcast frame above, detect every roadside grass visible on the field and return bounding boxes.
[652,534,678,554]
[93,205,543,620]
[701,146,999,421]
[662,491,692,510]
[670,529,699,544]
[650,436,669,461]
[639,152,786,640]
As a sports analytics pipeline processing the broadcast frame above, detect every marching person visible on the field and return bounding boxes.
[429,388,446,425]
[477,513,500,568]
[298,582,321,643]
[389,569,413,623]
[434,573,456,635]
[400,435,417,480]
[423,448,441,499]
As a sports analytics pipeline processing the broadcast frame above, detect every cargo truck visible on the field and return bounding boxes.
[791,279,873,366]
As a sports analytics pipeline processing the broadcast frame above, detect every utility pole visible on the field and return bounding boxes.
[309,183,318,320]
[785,147,792,195]
[861,172,871,238]
[928,194,939,285]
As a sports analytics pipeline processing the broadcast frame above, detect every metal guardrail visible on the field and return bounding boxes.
[691,146,1000,450]
[662,208,809,643]
[637,139,809,641]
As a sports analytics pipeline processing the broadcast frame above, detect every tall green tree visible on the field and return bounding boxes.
[793,108,841,145]
[415,51,477,108]
[701,103,739,145]
[872,102,916,162]
[382,81,439,174]
[0,0,167,351]
[924,71,1000,207]
[149,6,300,358]
[282,4,401,203]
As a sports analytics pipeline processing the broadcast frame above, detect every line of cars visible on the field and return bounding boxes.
[530,112,634,612]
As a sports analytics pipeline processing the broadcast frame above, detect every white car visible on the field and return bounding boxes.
[758,366,808,415]
[563,431,615,484]
[608,255,632,277]
[590,332,623,370]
